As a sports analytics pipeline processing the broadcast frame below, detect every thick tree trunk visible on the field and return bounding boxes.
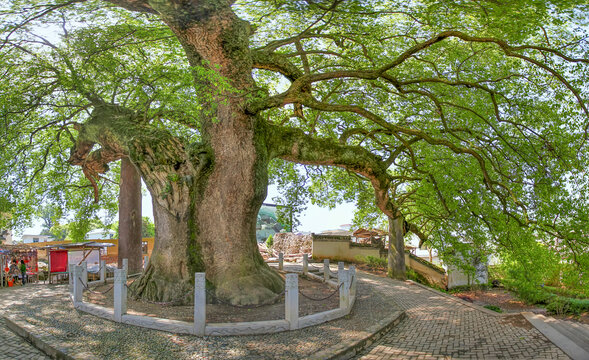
[118,157,143,273]
[388,216,406,279]
[195,117,283,305]
[77,3,284,305]
[128,121,283,305]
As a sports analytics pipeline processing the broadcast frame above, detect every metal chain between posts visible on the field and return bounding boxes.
[206,289,285,309]
[79,277,114,295]
[298,281,343,301]
[135,290,194,307]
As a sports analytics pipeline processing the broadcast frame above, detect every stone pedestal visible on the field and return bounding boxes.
[323,259,330,281]
[285,273,299,330]
[193,272,206,336]
[81,261,88,287]
[114,269,128,322]
[349,265,357,298]
[339,270,350,310]
[303,254,308,275]
[68,266,74,295]
[73,265,83,303]
[338,261,344,280]
[278,252,284,270]
[122,258,128,273]
[99,260,106,283]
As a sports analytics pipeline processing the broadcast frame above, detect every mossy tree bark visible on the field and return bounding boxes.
[388,216,406,280]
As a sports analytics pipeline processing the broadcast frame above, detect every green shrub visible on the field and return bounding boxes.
[547,297,589,315]
[355,255,387,270]
[503,279,555,305]
[265,234,273,249]
[483,305,503,313]
[543,285,589,299]
[364,255,387,270]
[406,267,429,285]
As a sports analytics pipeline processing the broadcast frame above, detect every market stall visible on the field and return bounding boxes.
[45,241,114,283]
[0,245,38,287]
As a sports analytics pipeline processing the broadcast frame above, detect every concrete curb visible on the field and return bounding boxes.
[405,280,510,317]
[307,310,406,360]
[4,316,75,360]
[522,312,589,360]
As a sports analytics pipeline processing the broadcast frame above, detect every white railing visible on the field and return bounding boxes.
[70,255,357,336]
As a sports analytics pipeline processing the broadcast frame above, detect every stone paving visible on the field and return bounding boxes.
[356,275,569,359]
[0,287,51,360]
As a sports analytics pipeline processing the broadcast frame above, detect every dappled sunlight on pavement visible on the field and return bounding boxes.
[355,277,568,359]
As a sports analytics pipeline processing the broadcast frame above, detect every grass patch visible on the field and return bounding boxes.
[483,304,503,313]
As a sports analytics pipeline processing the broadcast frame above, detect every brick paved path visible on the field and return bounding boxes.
[0,287,51,360]
[356,277,569,359]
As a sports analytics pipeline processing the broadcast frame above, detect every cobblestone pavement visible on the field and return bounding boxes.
[0,287,51,360]
[356,275,569,359]
[0,267,396,360]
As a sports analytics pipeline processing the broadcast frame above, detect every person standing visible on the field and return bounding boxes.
[19,259,26,286]
[8,259,18,285]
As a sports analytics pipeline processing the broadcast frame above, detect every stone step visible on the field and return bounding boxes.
[523,312,589,360]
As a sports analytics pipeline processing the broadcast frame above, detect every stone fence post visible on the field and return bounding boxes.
[100,260,106,283]
[349,265,357,298]
[339,270,350,310]
[73,265,83,303]
[337,262,344,280]
[193,272,206,336]
[68,265,74,295]
[302,254,308,275]
[285,273,299,330]
[323,259,330,281]
[81,261,88,287]
[114,269,127,322]
[278,252,284,270]
[143,255,149,271]
[122,258,129,273]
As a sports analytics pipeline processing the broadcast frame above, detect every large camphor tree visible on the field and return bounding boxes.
[1,0,588,304]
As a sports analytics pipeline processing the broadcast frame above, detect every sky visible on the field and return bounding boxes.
[16,183,357,240]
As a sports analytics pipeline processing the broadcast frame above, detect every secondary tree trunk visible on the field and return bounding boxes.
[388,216,406,279]
[118,157,143,274]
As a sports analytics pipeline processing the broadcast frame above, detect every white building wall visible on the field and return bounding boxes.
[21,234,54,244]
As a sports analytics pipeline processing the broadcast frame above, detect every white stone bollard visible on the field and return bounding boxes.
[100,260,106,283]
[68,265,74,294]
[339,270,350,310]
[193,272,206,336]
[285,273,299,330]
[73,265,83,303]
[338,261,345,280]
[278,252,284,270]
[143,255,149,271]
[349,265,357,298]
[122,258,128,273]
[114,269,128,322]
[81,261,88,287]
[323,259,330,281]
[303,254,309,275]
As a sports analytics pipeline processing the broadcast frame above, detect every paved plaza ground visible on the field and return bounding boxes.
[0,268,573,359]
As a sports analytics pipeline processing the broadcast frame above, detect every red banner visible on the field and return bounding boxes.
[50,250,68,273]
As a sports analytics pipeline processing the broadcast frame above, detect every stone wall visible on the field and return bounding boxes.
[312,235,383,261]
